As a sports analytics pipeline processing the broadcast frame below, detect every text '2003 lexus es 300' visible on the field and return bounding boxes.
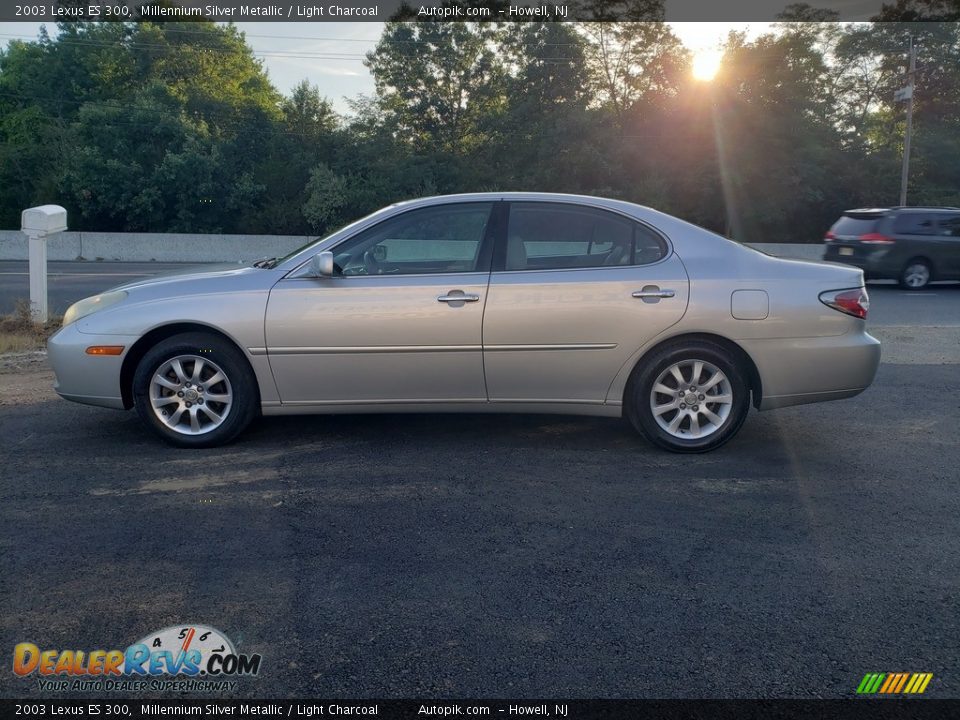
[48,193,880,452]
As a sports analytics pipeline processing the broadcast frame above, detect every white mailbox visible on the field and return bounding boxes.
[22,205,67,237]
[21,204,68,322]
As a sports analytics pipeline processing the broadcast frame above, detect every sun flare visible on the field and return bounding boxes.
[692,49,723,81]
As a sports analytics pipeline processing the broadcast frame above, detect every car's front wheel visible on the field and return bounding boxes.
[133,332,259,448]
[626,341,750,453]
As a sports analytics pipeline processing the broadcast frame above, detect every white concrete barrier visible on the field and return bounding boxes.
[746,243,825,261]
[0,230,827,263]
[0,230,310,263]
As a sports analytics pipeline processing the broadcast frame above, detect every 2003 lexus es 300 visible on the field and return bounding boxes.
[48,193,881,452]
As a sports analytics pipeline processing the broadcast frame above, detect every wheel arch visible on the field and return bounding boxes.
[120,322,258,410]
[621,332,763,410]
[902,255,937,279]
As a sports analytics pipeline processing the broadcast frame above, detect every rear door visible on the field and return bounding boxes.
[935,214,960,277]
[482,201,689,404]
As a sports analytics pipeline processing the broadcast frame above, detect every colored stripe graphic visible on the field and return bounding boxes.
[856,672,932,694]
[879,674,897,693]
[893,673,909,693]
[856,673,885,694]
[904,674,921,693]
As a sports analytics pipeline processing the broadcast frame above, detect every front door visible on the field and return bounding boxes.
[265,202,495,405]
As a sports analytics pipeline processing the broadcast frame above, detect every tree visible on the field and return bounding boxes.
[581,23,688,122]
[302,163,348,234]
[0,20,290,231]
[364,22,505,154]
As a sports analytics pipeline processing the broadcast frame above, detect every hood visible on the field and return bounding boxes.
[108,263,262,293]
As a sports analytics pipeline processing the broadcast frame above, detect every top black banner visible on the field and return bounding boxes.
[5,0,959,23]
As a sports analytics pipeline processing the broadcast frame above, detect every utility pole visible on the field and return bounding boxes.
[898,37,916,206]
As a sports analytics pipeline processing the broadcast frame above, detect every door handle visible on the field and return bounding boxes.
[437,292,480,303]
[632,289,675,299]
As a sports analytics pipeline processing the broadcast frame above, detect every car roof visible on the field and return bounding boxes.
[394,191,643,209]
[843,206,960,215]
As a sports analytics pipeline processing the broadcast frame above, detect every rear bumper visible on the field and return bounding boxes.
[47,323,135,409]
[741,329,881,410]
[823,247,897,278]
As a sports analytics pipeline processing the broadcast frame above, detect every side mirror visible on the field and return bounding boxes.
[310,251,335,278]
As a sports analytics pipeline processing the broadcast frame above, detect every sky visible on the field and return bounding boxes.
[0,21,771,115]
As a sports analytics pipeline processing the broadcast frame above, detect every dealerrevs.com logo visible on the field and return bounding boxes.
[13,624,262,693]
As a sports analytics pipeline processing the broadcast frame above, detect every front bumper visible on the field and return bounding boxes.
[741,329,881,410]
[47,323,138,409]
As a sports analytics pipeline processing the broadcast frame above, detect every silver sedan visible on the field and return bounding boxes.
[48,193,880,452]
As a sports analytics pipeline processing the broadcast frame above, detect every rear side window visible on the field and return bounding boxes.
[892,213,937,235]
[504,203,666,271]
[830,216,880,236]
[938,215,960,237]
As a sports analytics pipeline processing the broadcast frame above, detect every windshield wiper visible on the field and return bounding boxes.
[252,257,278,269]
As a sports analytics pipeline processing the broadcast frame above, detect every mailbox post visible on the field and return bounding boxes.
[21,205,67,323]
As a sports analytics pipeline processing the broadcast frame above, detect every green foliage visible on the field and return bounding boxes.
[365,22,505,155]
[1,17,959,243]
[302,163,348,234]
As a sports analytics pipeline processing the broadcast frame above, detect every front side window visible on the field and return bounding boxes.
[893,213,937,236]
[333,203,493,276]
[504,203,666,271]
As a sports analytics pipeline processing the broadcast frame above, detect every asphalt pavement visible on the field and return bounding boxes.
[1,291,958,699]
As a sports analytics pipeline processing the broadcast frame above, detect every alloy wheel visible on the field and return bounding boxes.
[649,359,733,440]
[149,355,233,435]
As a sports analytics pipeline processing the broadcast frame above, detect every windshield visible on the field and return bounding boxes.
[257,208,403,269]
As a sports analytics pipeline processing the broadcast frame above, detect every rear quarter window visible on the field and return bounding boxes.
[892,213,937,235]
[938,215,960,237]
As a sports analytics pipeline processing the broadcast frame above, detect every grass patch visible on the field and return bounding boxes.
[0,300,62,354]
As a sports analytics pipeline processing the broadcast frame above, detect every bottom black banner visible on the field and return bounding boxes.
[2,699,958,720]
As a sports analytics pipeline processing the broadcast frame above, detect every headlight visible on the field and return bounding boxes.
[62,291,128,327]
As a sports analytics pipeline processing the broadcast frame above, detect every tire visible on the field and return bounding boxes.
[900,259,932,290]
[626,340,750,453]
[133,332,259,448]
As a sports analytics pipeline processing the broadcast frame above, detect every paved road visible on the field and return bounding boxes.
[1,328,957,699]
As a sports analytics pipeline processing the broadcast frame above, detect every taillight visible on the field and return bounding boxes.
[859,232,894,244]
[824,230,836,241]
[819,288,870,319]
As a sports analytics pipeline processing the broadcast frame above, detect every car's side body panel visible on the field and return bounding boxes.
[263,272,490,405]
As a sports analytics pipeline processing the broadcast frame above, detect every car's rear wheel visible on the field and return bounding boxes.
[900,259,932,290]
[626,341,750,453]
[133,332,258,448]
